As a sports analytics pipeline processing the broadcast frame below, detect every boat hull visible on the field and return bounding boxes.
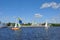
[11,27,20,30]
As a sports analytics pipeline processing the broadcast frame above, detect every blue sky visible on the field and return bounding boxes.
[0,0,60,23]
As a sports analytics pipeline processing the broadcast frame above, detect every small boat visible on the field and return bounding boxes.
[11,17,22,30]
[45,21,48,27]
[11,27,19,30]
[12,23,21,30]
[45,21,49,29]
[11,23,21,30]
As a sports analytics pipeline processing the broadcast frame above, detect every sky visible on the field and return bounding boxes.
[0,0,60,23]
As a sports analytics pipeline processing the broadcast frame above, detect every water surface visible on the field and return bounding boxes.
[0,27,60,40]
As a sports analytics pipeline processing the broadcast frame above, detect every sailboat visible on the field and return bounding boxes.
[11,23,21,30]
[45,21,48,29]
[11,17,22,30]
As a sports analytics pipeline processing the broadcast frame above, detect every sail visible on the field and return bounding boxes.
[14,17,22,28]
[45,21,48,27]
[18,23,21,28]
[14,22,21,28]
[45,21,49,29]
[18,17,23,24]
[15,23,17,28]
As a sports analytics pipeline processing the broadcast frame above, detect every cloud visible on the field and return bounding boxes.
[40,2,60,9]
[34,13,43,18]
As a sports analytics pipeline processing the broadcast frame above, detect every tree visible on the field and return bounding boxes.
[7,22,11,26]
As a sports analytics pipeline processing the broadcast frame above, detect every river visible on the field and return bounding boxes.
[0,27,60,40]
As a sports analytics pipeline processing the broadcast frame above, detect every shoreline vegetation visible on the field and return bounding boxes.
[50,23,60,27]
[6,22,60,27]
[0,21,60,27]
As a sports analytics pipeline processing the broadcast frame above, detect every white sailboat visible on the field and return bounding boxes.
[11,19,21,30]
[45,21,48,29]
[12,23,21,30]
[45,21,48,27]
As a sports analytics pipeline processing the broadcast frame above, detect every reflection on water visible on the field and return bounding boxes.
[0,27,60,40]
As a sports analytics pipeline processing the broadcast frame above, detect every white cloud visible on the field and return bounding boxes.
[34,13,43,18]
[40,2,60,9]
